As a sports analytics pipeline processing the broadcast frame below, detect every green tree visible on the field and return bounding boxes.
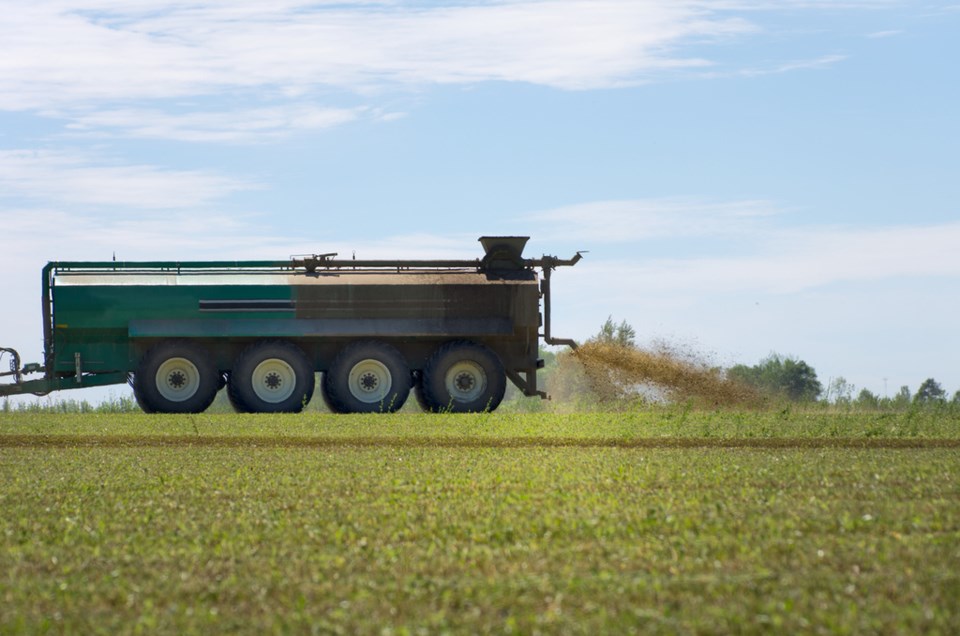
[914,378,946,405]
[590,316,636,348]
[892,385,912,408]
[952,390,960,405]
[855,388,879,408]
[826,376,854,404]
[728,353,822,402]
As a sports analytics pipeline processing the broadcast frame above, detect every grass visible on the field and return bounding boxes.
[2,409,959,634]
[3,406,960,440]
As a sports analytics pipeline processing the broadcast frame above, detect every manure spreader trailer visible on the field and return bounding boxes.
[1,237,581,413]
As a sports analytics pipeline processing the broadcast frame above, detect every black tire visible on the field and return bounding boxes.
[322,341,411,414]
[226,373,253,413]
[419,341,506,413]
[229,340,315,413]
[132,374,156,414]
[134,340,219,414]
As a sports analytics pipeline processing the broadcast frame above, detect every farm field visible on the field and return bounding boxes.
[2,409,959,634]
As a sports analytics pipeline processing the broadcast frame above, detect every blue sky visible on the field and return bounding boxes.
[2,0,959,403]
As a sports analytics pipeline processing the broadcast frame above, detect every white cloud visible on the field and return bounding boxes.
[2,208,263,260]
[562,221,960,295]
[737,54,848,77]
[0,1,753,112]
[525,197,960,293]
[0,150,254,208]
[0,0,753,110]
[0,1,892,141]
[59,105,370,143]
[866,29,902,38]
[527,197,781,243]
[0,203,476,265]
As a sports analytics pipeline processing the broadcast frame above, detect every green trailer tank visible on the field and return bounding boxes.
[1,237,581,413]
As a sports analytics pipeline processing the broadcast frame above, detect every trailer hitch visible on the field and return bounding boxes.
[0,347,23,384]
[1,346,114,398]
[0,347,43,387]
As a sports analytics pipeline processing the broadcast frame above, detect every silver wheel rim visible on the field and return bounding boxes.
[155,357,201,402]
[252,358,297,403]
[444,360,486,402]
[348,359,392,404]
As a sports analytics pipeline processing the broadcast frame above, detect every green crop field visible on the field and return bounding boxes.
[2,409,959,634]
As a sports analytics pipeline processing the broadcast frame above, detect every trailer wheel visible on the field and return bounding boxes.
[419,341,506,413]
[322,341,411,413]
[225,373,252,413]
[229,340,314,413]
[132,375,156,414]
[134,340,219,413]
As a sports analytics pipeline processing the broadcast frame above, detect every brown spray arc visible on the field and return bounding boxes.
[563,342,761,408]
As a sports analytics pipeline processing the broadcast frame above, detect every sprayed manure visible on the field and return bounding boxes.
[570,342,760,407]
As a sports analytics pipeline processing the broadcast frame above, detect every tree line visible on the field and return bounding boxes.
[591,316,959,407]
